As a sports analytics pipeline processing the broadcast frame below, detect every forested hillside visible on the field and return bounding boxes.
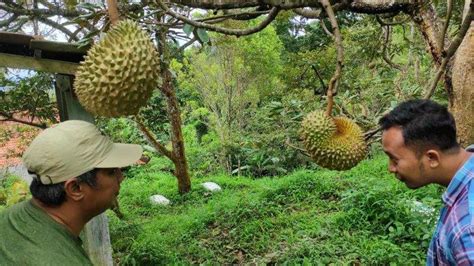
[1,0,472,264]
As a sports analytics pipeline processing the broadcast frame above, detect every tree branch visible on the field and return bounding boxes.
[444,4,473,58]
[157,0,280,36]
[438,0,453,53]
[169,0,320,9]
[381,26,404,71]
[106,0,120,25]
[0,14,18,28]
[293,3,346,18]
[423,3,473,99]
[37,16,79,41]
[375,14,409,26]
[37,0,57,10]
[294,7,323,18]
[408,2,443,64]
[0,112,48,129]
[169,0,411,13]
[0,3,86,18]
[11,18,29,31]
[285,138,311,157]
[178,36,197,51]
[135,118,176,163]
[320,18,334,37]
[196,9,270,23]
[320,0,343,117]
[311,64,327,90]
[68,27,84,42]
[423,57,448,99]
[364,126,382,141]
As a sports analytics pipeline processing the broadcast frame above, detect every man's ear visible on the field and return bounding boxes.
[64,178,85,201]
[425,149,440,168]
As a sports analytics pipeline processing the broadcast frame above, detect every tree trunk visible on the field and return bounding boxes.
[409,1,472,145]
[408,2,442,64]
[451,22,474,147]
[160,69,191,194]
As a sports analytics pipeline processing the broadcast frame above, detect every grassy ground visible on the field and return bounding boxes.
[108,154,444,265]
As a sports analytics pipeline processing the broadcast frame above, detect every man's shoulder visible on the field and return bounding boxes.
[448,183,474,231]
[0,200,30,220]
[442,186,474,233]
[0,250,93,266]
[0,200,92,265]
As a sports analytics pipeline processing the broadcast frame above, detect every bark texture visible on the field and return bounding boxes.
[451,23,474,147]
[168,0,412,12]
[160,68,192,194]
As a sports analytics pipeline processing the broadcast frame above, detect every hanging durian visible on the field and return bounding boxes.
[300,111,367,170]
[298,6,367,170]
[74,20,160,117]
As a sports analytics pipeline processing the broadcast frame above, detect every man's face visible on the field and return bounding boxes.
[84,168,124,216]
[382,127,432,189]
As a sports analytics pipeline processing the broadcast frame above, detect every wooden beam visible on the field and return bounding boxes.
[30,40,89,54]
[0,52,79,74]
[0,32,33,45]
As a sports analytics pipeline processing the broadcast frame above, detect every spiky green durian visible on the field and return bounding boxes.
[300,111,367,170]
[74,20,160,117]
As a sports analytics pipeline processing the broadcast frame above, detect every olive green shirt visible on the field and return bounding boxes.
[0,200,93,265]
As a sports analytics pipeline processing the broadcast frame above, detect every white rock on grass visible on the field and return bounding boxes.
[149,195,170,206]
[202,182,222,192]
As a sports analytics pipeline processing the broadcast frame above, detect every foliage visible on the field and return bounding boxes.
[232,98,319,176]
[1,3,452,180]
[109,154,442,264]
[0,2,462,264]
[0,174,30,212]
[278,15,435,131]
[0,71,57,127]
[175,23,285,175]
[137,91,171,142]
[96,117,143,145]
[182,124,223,177]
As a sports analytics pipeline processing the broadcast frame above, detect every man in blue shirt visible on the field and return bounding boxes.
[379,99,474,265]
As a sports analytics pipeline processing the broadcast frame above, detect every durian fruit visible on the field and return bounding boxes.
[74,20,160,117]
[300,111,367,170]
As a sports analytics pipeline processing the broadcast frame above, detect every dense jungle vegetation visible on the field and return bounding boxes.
[0,1,470,263]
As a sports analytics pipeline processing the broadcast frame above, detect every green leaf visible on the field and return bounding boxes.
[183,24,194,36]
[196,28,209,43]
[76,2,101,11]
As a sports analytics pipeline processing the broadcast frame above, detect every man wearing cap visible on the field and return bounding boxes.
[0,120,142,265]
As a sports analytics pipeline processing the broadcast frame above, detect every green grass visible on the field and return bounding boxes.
[109,154,443,265]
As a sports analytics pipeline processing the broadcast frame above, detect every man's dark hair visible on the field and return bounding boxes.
[29,169,98,206]
[378,99,459,152]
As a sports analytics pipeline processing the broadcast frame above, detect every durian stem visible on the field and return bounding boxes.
[320,0,343,117]
[106,0,120,25]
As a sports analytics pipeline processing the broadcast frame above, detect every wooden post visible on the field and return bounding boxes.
[54,74,113,266]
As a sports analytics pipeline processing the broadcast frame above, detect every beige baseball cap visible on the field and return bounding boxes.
[22,120,143,185]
